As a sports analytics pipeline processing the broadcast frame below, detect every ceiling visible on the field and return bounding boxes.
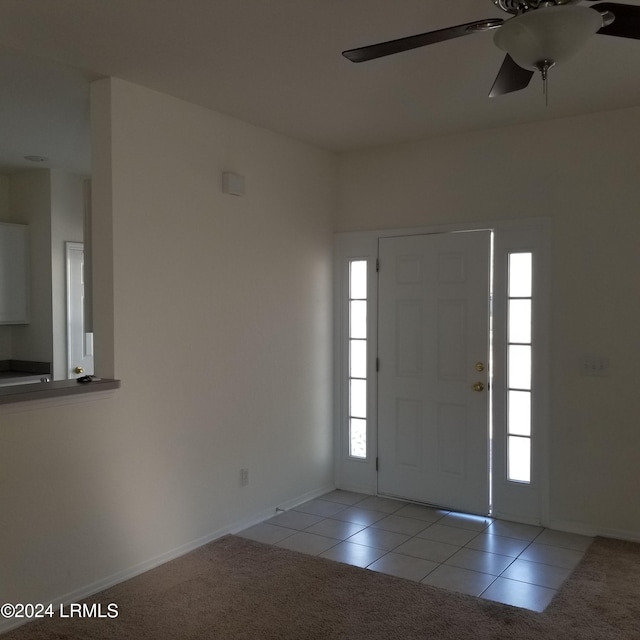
[0,49,95,174]
[2,0,640,175]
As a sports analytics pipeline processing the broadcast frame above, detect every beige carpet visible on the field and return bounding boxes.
[3,535,639,639]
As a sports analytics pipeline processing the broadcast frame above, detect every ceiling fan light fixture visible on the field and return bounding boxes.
[493,5,604,70]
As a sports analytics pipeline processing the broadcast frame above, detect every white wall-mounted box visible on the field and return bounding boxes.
[222,171,245,196]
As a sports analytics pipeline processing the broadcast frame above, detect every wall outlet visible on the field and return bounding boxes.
[240,468,249,487]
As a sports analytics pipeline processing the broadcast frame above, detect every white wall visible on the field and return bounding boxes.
[0,78,336,613]
[0,175,11,358]
[0,175,8,217]
[337,106,640,539]
[8,169,53,364]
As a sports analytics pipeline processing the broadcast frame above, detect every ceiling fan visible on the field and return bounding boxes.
[342,0,640,97]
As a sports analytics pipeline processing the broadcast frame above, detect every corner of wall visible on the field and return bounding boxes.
[89,78,115,379]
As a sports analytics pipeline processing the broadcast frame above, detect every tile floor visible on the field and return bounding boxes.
[237,490,593,612]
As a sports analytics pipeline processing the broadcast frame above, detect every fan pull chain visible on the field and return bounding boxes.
[536,60,554,107]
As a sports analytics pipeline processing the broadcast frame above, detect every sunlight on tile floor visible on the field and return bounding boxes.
[237,490,593,612]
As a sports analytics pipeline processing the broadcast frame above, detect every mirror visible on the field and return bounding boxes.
[0,49,95,385]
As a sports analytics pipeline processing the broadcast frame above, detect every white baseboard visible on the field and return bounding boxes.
[275,483,338,513]
[547,517,640,543]
[491,511,544,527]
[229,483,336,533]
[0,483,336,636]
[333,482,376,496]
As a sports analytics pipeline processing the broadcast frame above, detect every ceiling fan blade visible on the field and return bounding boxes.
[488,54,534,97]
[342,19,504,63]
[592,2,640,39]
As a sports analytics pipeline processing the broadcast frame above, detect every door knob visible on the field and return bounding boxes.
[472,381,484,392]
[74,366,85,374]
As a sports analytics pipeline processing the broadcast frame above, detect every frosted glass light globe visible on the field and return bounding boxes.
[494,6,603,70]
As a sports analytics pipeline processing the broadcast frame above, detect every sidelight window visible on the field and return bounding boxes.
[507,252,533,483]
[348,260,367,459]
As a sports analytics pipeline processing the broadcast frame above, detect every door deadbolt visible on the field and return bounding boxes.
[475,362,485,372]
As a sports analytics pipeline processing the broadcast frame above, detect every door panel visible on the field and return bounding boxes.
[377,231,490,514]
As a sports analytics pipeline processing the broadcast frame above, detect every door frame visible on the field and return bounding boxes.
[66,241,94,379]
[333,217,551,526]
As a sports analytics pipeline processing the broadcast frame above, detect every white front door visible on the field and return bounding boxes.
[377,231,491,514]
[66,242,94,378]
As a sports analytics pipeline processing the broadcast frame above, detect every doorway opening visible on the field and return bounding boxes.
[66,241,94,379]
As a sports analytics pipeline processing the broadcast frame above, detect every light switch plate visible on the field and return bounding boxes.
[580,355,610,377]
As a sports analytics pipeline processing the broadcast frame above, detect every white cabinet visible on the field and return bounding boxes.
[0,222,29,324]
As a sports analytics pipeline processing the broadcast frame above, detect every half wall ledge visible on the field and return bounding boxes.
[0,378,120,405]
